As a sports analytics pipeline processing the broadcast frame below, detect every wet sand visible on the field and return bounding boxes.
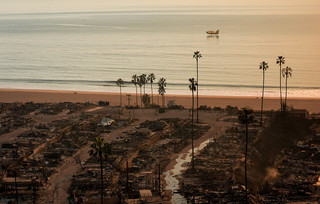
[0,88,319,113]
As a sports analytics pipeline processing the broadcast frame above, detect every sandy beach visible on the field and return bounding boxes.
[0,88,319,113]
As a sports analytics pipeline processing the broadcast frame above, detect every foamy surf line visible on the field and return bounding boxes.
[0,78,319,98]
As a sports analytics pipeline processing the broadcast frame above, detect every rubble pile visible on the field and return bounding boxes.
[259,132,320,202]
[0,102,94,136]
[39,102,92,115]
[180,113,320,203]
[180,126,247,203]
[0,115,35,134]
[0,102,109,203]
[140,120,167,132]
[0,102,44,116]
[67,118,210,203]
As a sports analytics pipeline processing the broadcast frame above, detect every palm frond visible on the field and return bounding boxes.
[238,108,254,124]
[193,51,202,59]
[259,61,268,70]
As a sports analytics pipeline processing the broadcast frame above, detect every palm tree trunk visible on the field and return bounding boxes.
[126,160,129,195]
[245,121,248,203]
[158,161,161,193]
[15,170,18,204]
[135,86,138,106]
[196,58,199,123]
[260,70,265,125]
[280,64,282,111]
[192,90,195,171]
[15,144,18,204]
[120,86,122,107]
[99,150,104,204]
[285,75,288,110]
[151,83,153,107]
[162,95,164,108]
[140,87,142,107]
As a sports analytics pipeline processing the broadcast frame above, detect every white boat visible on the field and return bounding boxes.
[206,30,219,35]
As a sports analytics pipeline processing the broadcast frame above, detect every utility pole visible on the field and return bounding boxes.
[14,142,19,204]
[158,161,161,194]
[126,160,129,196]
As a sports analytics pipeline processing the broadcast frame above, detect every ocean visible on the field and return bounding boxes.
[0,8,319,97]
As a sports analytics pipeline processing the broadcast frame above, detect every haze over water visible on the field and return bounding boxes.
[0,7,319,97]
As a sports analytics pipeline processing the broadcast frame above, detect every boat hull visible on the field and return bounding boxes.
[206,29,219,34]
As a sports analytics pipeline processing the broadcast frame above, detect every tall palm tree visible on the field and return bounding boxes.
[193,51,202,123]
[116,78,124,107]
[158,78,166,108]
[131,74,138,106]
[140,74,147,95]
[276,56,285,111]
[137,76,143,107]
[189,78,197,171]
[282,66,293,111]
[259,61,268,125]
[88,136,112,204]
[238,108,254,203]
[147,73,156,107]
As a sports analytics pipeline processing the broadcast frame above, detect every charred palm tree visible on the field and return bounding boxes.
[259,61,268,125]
[238,108,254,203]
[131,74,138,106]
[276,56,285,111]
[189,78,197,171]
[88,136,112,204]
[116,78,124,106]
[147,73,156,107]
[282,66,293,111]
[193,51,202,123]
[158,78,167,108]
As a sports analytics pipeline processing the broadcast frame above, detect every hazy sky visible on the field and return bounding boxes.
[2,0,320,14]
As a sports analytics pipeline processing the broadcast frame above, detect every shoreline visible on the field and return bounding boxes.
[0,88,320,113]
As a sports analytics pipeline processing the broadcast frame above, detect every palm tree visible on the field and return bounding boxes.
[116,78,124,107]
[137,76,143,107]
[131,74,138,106]
[193,51,202,123]
[238,108,254,203]
[282,66,293,111]
[88,136,112,204]
[189,78,197,171]
[276,56,285,111]
[259,61,268,125]
[140,74,147,95]
[158,78,167,108]
[147,73,156,107]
